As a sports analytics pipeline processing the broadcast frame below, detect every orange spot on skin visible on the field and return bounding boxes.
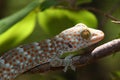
[74,34,80,36]
[6,68,10,71]
[14,53,18,55]
[50,50,54,53]
[13,59,16,62]
[28,52,31,55]
[20,59,23,62]
[15,56,19,59]
[74,32,76,34]
[9,61,12,65]
[32,49,34,52]
[61,41,64,44]
[31,54,35,57]
[2,68,6,70]
[29,59,32,63]
[24,57,27,60]
[19,55,22,57]
[74,46,76,48]
[27,51,30,54]
[24,48,27,51]
[12,50,15,52]
[44,49,48,52]
[67,38,71,40]
[10,73,14,76]
[13,64,16,66]
[31,46,34,48]
[35,50,38,53]
[72,42,76,44]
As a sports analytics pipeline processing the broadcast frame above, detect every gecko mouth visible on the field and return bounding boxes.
[90,29,104,44]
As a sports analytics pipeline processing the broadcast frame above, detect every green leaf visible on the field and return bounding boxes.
[0,11,36,53]
[0,0,39,34]
[40,0,59,11]
[38,8,97,36]
[111,71,120,79]
[117,32,120,38]
[77,0,92,5]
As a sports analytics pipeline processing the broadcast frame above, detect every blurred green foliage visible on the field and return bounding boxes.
[111,71,120,80]
[0,11,36,52]
[0,0,120,80]
[39,0,59,11]
[0,0,39,34]
[76,0,92,5]
[0,0,97,53]
[38,8,97,35]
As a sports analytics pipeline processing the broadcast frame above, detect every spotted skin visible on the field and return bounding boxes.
[0,23,104,80]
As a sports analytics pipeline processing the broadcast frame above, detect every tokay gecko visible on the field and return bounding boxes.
[0,23,104,80]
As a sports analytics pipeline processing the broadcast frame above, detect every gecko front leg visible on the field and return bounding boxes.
[50,54,76,72]
[63,54,76,72]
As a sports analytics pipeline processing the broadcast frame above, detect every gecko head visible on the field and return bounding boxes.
[57,23,104,52]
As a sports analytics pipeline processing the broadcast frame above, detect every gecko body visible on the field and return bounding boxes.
[0,23,104,80]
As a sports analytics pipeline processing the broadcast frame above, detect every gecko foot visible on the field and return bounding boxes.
[49,55,76,72]
[63,54,76,72]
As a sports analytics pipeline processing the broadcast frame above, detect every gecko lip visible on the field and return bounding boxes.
[91,30,104,44]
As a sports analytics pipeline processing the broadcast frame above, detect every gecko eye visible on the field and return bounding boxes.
[81,29,91,40]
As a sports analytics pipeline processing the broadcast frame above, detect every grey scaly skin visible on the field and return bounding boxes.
[0,23,104,80]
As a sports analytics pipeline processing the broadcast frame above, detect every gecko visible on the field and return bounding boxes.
[0,23,104,80]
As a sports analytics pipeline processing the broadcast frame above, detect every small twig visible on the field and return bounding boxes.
[111,21,120,24]
[81,7,120,21]
[82,7,120,25]
[25,39,120,73]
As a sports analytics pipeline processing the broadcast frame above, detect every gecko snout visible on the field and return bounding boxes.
[90,29,104,44]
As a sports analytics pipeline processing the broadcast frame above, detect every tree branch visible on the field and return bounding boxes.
[24,39,120,73]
